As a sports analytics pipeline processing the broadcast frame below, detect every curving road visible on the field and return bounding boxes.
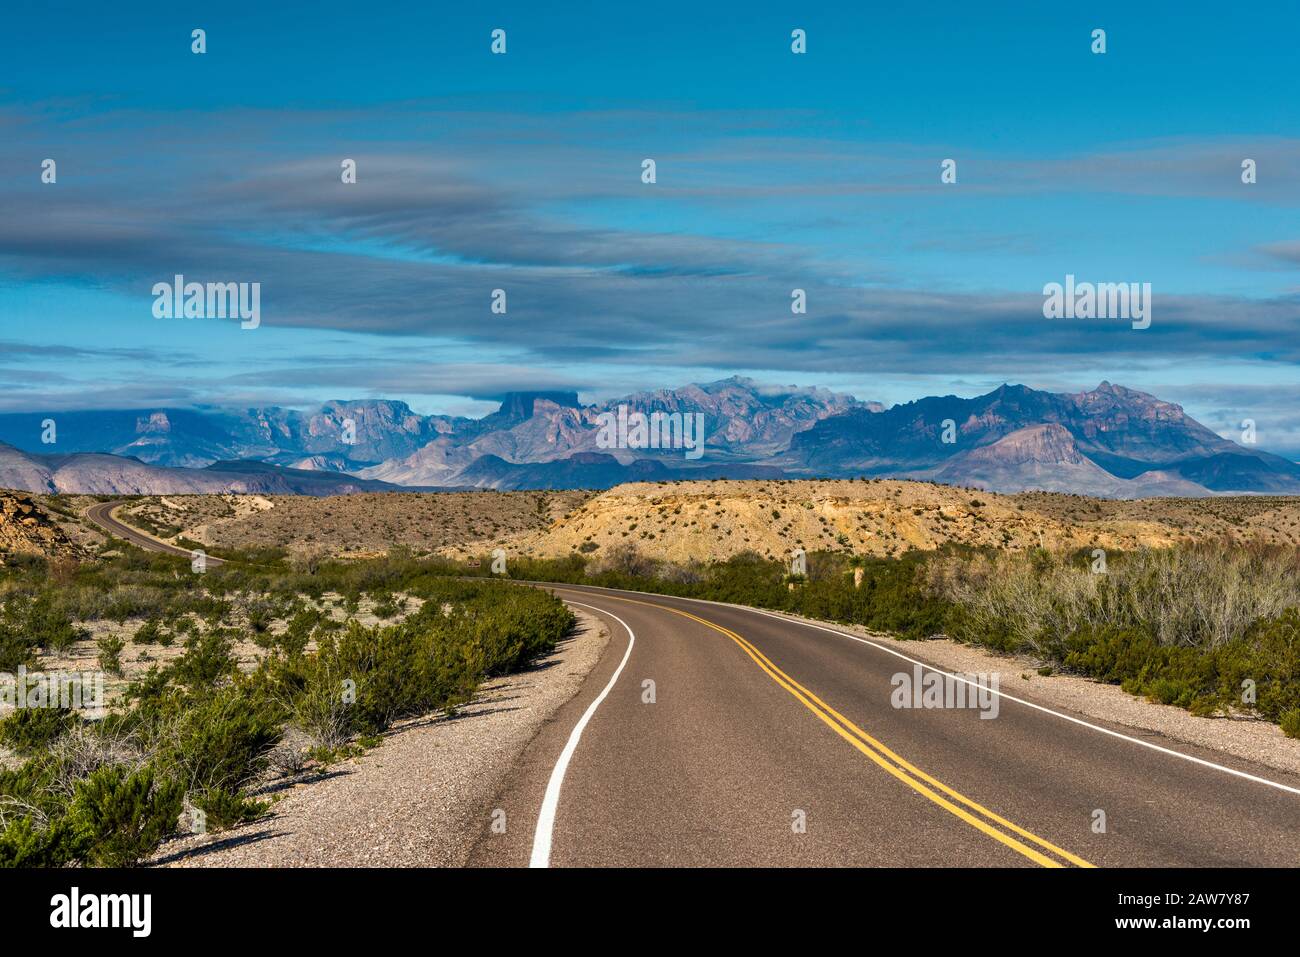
[470,583,1300,868]
[82,508,1300,866]
[84,500,226,566]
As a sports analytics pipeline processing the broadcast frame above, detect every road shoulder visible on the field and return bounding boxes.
[152,607,609,867]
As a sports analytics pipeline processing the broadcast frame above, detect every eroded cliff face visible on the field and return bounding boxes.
[0,492,78,562]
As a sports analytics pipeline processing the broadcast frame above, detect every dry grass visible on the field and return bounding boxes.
[928,542,1300,653]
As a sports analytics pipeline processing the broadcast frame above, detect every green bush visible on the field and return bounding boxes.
[0,814,83,868]
[276,607,325,658]
[289,662,355,749]
[371,594,400,619]
[154,687,283,796]
[191,787,269,830]
[166,630,237,689]
[0,707,81,756]
[475,547,948,640]
[0,547,578,867]
[133,618,165,645]
[0,591,90,668]
[0,625,37,672]
[66,764,183,867]
[97,633,125,677]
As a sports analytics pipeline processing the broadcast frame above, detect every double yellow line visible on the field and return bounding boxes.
[586,592,1094,869]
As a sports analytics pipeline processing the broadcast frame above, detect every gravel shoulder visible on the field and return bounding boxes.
[152,607,609,867]
[761,607,1300,778]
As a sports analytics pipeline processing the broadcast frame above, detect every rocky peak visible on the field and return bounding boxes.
[135,411,172,434]
[962,424,1085,466]
[498,392,582,417]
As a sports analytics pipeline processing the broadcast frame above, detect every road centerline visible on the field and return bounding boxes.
[561,589,1093,869]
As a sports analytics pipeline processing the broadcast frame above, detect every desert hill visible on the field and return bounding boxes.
[490,479,1300,563]
[111,489,593,558]
[13,479,1300,567]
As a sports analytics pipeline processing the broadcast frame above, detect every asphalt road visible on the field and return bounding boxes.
[84,500,226,566]
[470,583,1300,868]
[81,507,1300,866]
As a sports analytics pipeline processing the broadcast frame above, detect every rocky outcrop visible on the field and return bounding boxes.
[0,493,77,561]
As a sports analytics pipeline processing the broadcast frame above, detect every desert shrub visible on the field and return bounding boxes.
[932,543,1300,655]
[0,814,83,867]
[932,548,1300,724]
[190,787,269,830]
[276,607,325,657]
[44,722,147,802]
[0,592,90,667]
[0,625,37,673]
[288,656,356,749]
[153,686,283,797]
[371,594,400,619]
[590,543,662,579]
[133,617,165,645]
[267,739,308,776]
[0,726,174,867]
[0,548,575,866]
[180,594,229,623]
[286,582,572,739]
[308,620,441,735]
[0,707,81,757]
[166,630,237,689]
[65,764,183,867]
[242,596,277,634]
[97,633,126,676]
[486,547,946,640]
[1281,709,1300,740]
[102,584,171,624]
[1234,609,1300,720]
[19,592,88,654]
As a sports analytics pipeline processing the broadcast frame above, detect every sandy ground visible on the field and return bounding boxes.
[762,607,1300,778]
[151,608,608,867]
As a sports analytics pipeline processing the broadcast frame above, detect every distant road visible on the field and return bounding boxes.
[84,500,226,566]
[472,583,1300,867]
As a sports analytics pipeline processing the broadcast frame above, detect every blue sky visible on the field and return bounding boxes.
[1,1,1298,452]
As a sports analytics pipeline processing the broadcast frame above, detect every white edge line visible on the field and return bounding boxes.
[542,583,1300,800]
[739,605,1300,798]
[528,599,636,868]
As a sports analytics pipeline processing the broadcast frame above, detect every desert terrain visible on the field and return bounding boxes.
[4,482,1296,576]
[89,490,592,559]
[44,480,1300,566]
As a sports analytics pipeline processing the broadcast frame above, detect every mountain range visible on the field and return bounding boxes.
[1,378,1296,498]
